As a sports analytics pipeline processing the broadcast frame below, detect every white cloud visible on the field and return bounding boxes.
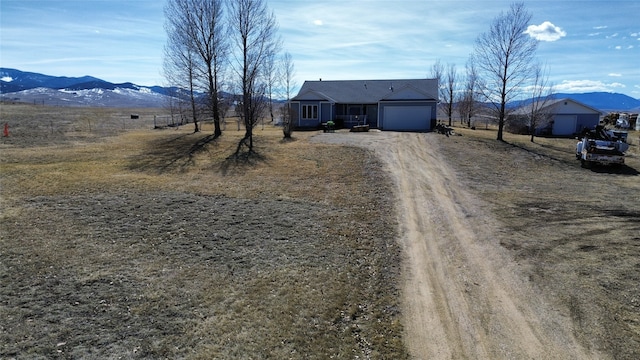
[593,25,608,29]
[313,19,323,26]
[609,73,622,77]
[555,79,625,93]
[615,46,622,50]
[525,21,566,41]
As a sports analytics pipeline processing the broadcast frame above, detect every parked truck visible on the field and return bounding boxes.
[576,125,629,168]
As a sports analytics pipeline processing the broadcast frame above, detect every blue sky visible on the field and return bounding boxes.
[1,0,639,98]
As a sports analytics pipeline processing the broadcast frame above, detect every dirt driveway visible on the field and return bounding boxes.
[314,130,601,359]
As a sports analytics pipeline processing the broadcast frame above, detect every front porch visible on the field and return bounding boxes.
[335,115,370,128]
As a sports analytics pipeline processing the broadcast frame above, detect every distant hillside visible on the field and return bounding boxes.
[0,68,157,93]
[2,68,639,111]
[502,92,640,113]
[0,87,169,108]
[551,92,640,112]
[0,68,171,107]
[0,68,102,93]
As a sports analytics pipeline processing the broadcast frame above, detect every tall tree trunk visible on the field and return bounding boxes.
[209,68,222,138]
[497,102,506,141]
[189,70,199,133]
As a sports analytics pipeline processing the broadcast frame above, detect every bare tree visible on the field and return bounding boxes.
[457,58,479,128]
[443,63,457,126]
[185,0,227,137]
[430,60,457,126]
[164,5,201,132]
[473,2,538,141]
[228,0,281,154]
[164,0,228,136]
[263,52,277,129]
[526,63,554,142]
[163,85,190,128]
[430,60,444,121]
[280,51,296,139]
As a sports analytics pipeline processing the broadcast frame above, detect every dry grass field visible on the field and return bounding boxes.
[1,103,405,359]
[438,126,640,359]
[1,102,639,359]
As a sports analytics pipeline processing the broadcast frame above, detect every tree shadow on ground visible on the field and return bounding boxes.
[533,141,576,157]
[127,132,218,174]
[218,149,268,176]
[504,141,571,165]
[506,141,639,175]
[127,131,271,175]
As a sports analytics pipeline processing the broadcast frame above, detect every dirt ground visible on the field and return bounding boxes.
[1,102,639,358]
[0,104,406,359]
[313,128,640,359]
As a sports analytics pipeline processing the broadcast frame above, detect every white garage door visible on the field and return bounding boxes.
[552,115,577,136]
[383,106,431,131]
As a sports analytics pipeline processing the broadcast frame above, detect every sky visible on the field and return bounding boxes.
[1,0,639,98]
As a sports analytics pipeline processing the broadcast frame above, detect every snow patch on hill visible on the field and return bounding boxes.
[2,87,169,108]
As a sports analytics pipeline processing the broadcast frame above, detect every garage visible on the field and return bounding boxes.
[552,115,577,136]
[382,105,431,131]
[290,79,438,131]
[513,98,601,136]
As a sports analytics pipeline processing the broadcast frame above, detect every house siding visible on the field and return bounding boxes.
[296,100,322,128]
[320,102,333,122]
[366,105,378,127]
[510,98,602,136]
[549,100,601,135]
[532,113,600,136]
[576,114,600,133]
[290,102,301,127]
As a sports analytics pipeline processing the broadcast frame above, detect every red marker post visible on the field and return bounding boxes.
[3,123,8,137]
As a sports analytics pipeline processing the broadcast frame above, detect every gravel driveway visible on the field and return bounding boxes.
[313,130,601,359]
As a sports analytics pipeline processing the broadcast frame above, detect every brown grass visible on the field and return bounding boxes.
[439,126,640,359]
[0,103,406,358]
[2,102,639,358]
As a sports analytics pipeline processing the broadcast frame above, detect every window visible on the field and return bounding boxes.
[302,105,318,120]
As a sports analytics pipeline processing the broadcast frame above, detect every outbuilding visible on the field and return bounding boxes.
[510,98,602,136]
[289,79,438,132]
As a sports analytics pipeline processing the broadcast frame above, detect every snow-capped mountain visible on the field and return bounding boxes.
[0,68,103,93]
[1,68,639,111]
[0,68,171,108]
[2,87,170,108]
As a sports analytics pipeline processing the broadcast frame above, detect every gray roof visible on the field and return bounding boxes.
[291,79,438,104]
[512,97,602,115]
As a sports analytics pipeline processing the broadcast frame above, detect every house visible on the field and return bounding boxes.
[289,79,438,131]
[509,98,602,136]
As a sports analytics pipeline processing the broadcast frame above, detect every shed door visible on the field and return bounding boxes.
[383,106,431,131]
[552,115,577,136]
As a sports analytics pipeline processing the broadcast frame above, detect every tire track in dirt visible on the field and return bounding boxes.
[314,131,600,359]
